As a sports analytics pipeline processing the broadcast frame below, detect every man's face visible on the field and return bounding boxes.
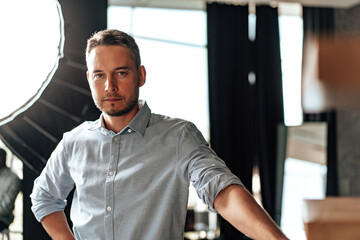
[86,45,145,117]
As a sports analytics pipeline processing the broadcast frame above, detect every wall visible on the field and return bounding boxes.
[334,4,360,196]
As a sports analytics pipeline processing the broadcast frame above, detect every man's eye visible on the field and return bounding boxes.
[94,73,103,79]
[116,71,126,76]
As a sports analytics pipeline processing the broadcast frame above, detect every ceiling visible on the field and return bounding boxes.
[109,0,360,10]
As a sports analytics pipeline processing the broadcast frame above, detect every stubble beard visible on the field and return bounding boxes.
[106,97,138,117]
[94,92,139,117]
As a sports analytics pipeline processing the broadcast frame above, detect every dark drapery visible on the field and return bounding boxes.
[303,7,335,35]
[302,7,338,196]
[207,3,284,239]
[254,5,284,223]
[207,3,253,239]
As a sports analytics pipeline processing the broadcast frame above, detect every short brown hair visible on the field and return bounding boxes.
[86,29,141,69]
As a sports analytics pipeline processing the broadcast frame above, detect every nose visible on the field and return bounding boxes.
[105,76,118,92]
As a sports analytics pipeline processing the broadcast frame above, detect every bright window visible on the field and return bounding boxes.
[279,14,303,126]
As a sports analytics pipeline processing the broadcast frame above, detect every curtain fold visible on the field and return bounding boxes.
[255,5,284,222]
[303,7,335,35]
[207,3,253,239]
[207,3,284,239]
[302,7,338,196]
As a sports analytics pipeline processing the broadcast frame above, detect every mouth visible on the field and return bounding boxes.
[102,96,123,103]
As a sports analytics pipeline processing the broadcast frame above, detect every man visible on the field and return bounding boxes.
[0,148,21,232]
[31,29,288,240]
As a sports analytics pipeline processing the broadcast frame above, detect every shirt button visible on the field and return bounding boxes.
[107,206,112,211]
[114,137,119,142]
[108,171,114,176]
[127,129,132,133]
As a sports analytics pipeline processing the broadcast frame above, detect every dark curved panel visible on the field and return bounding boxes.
[0,0,105,173]
[0,0,107,238]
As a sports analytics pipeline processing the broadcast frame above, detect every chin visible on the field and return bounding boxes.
[105,108,132,117]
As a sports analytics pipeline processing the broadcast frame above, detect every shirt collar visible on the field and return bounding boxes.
[87,100,151,137]
[127,100,151,136]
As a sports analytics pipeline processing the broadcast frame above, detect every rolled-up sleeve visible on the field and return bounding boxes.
[31,137,75,222]
[178,123,243,213]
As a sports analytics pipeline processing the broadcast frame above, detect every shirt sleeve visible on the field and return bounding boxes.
[177,122,243,213]
[31,136,75,222]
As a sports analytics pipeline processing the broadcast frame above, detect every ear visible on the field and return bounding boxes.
[138,66,146,87]
[86,71,90,81]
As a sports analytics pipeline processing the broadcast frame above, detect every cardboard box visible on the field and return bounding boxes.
[302,35,360,112]
[303,198,360,240]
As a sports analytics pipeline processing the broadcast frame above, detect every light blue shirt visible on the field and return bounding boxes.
[31,101,242,240]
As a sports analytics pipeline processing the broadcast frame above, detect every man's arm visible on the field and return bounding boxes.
[41,211,75,240]
[214,184,289,240]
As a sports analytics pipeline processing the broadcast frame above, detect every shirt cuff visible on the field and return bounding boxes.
[198,173,243,213]
[31,200,67,222]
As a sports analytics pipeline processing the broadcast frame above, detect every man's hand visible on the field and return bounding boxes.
[214,184,289,240]
[41,211,75,240]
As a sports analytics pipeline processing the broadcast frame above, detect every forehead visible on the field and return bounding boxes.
[87,45,135,70]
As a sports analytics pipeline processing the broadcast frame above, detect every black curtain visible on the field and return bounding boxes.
[207,3,283,239]
[303,7,335,35]
[255,5,284,223]
[302,7,338,196]
[0,0,106,238]
[207,3,253,239]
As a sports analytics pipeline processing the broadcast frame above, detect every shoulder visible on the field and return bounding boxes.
[149,113,194,131]
[63,119,100,138]
[149,113,205,141]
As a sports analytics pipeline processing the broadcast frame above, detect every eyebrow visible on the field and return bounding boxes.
[114,66,130,71]
[92,66,130,73]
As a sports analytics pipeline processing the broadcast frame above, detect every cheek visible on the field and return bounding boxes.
[88,83,102,99]
[123,81,138,91]
[90,87,98,99]
[91,82,104,93]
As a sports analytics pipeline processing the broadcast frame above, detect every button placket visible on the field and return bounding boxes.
[104,134,120,240]
[107,135,121,178]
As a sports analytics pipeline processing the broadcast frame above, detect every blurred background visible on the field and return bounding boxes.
[1,0,360,239]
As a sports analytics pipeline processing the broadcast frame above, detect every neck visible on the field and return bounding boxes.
[102,105,139,133]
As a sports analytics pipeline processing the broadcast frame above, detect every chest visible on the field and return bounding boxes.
[66,132,179,190]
